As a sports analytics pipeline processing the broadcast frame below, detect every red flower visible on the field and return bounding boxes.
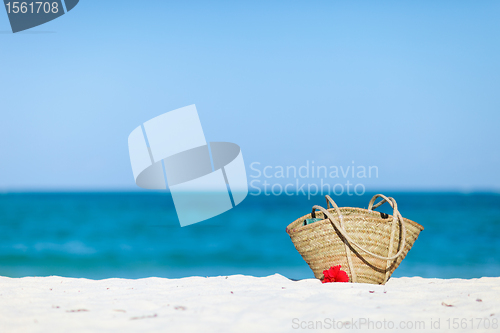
[322,265,349,283]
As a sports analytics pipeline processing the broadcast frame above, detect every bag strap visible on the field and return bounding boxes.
[310,196,407,261]
[368,193,395,211]
[367,194,407,283]
[325,195,357,282]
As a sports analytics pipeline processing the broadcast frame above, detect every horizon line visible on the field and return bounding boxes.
[1,188,500,195]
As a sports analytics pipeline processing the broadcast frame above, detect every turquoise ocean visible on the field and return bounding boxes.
[1,192,499,280]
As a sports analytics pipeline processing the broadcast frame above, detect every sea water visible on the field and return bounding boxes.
[0,192,499,280]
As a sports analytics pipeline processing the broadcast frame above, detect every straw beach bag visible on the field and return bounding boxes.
[286,194,424,285]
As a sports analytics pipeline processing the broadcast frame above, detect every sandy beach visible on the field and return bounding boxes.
[0,275,498,333]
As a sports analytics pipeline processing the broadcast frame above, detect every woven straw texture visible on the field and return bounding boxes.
[286,194,424,285]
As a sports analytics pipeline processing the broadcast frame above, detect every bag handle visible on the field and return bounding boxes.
[311,195,343,218]
[315,195,357,281]
[310,195,407,261]
[368,193,395,211]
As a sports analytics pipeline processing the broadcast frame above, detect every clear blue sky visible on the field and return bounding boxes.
[1,1,499,191]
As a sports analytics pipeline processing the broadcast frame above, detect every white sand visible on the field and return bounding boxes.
[0,275,498,333]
